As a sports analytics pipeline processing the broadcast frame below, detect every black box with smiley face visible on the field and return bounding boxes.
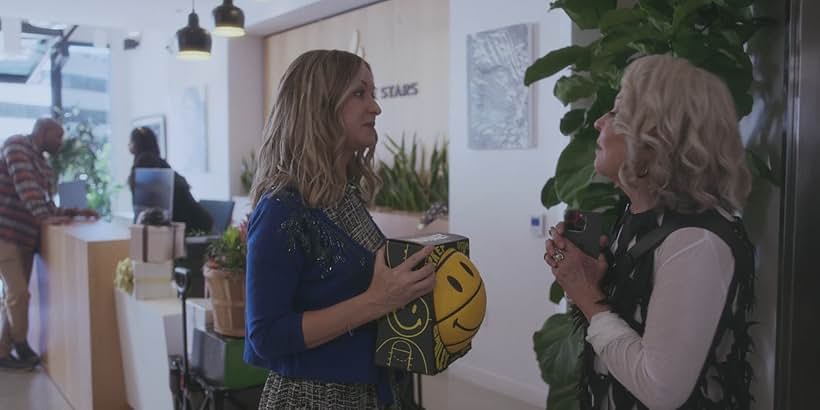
[374,233,485,375]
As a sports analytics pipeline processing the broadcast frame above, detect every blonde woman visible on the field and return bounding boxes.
[544,55,755,409]
[245,50,435,409]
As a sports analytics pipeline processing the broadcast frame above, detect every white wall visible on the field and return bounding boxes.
[109,30,264,216]
[448,0,571,406]
[226,36,265,197]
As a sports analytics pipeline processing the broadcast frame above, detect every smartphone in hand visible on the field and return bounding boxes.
[563,210,602,258]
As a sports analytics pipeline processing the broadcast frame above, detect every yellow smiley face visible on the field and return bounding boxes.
[433,249,486,353]
[387,298,431,338]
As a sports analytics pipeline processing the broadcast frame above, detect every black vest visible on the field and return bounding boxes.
[580,207,755,409]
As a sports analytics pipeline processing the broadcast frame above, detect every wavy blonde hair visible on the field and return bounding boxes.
[612,55,752,214]
[251,50,379,208]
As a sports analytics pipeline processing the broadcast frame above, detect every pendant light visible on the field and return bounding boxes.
[213,0,246,37]
[176,0,212,60]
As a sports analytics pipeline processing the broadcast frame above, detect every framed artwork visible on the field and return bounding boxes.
[131,114,167,158]
[467,23,536,149]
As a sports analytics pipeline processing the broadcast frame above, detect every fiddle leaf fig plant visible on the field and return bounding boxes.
[525,1,773,408]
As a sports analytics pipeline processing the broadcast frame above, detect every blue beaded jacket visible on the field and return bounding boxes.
[244,189,390,393]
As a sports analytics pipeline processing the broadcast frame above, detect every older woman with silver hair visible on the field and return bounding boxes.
[544,54,755,409]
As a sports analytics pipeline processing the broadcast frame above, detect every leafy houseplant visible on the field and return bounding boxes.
[374,135,448,214]
[206,223,248,274]
[49,108,122,219]
[524,1,773,408]
[239,151,257,195]
[204,221,248,337]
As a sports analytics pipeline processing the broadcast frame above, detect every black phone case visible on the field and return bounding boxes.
[563,211,602,258]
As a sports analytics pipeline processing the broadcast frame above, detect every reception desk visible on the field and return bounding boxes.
[29,221,131,410]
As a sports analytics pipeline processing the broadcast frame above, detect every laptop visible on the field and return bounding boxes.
[57,181,88,209]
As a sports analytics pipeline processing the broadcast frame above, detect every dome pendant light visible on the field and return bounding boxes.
[213,0,246,37]
[176,0,212,60]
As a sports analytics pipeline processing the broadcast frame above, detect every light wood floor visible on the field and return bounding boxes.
[0,366,543,410]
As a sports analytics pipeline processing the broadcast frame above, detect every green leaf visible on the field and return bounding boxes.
[598,24,661,57]
[639,0,674,22]
[745,149,780,187]
[630,38,670,56]
[671,28,708,64]
[726,17,772,45]
[672,0,711,34]
[549,281,565,304]
[554,129,597,205]
[724,0,754,7]
[560,109,586,136]
[733,91,754,118]
[586,86,618,126]
[550,0,618,30]
[692,34,755,116]
[554,75,596,106]
[525,46,590,86]
[533,313,584,385]
[547,379,582,410]
[599,8,648,34]
[542,177,561,209]
[575,182,621,212]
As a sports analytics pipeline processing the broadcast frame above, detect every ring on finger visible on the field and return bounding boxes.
[553,250,565,262]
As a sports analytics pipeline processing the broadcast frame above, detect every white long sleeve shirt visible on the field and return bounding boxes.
[586,225,735,409]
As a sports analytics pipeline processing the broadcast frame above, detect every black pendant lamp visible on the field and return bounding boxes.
[176,0,212,60]
[213,0,246,37]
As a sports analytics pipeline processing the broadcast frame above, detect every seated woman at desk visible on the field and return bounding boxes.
[127,127,212,234]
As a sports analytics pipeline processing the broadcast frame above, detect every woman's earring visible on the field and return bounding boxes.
[637,167,649,178]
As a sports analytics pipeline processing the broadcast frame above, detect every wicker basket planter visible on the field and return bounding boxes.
[203,264,246,338]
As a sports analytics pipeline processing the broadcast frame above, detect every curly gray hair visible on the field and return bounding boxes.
[612,54,752,214]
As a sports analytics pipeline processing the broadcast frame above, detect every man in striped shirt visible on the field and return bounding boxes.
[0,118,97,371]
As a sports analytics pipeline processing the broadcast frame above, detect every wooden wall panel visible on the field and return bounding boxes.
[263,0,449,160]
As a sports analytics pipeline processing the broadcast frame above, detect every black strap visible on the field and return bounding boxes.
[613,210,752,279]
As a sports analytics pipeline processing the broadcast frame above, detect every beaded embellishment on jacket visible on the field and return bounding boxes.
[272,186,384,279]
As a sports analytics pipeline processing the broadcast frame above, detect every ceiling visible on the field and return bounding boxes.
[0,0,382,36]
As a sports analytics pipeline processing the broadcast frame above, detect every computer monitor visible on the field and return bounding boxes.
[198,200,235,235]
[133,168,174,223]
[57,181,88,209]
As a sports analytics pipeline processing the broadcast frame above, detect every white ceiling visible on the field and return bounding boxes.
[0,0,382,37]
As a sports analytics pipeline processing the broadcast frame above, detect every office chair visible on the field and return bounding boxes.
[198,200,235,236]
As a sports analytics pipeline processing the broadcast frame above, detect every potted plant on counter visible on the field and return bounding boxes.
[203,221,248,337]
[371,135,449,238]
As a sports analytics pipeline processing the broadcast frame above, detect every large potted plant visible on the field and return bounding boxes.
[49,108,122,219]
[371,135,449,238]
[523,1,776,408]
[203,221,248,337]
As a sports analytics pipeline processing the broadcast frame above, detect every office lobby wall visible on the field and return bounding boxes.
[263,0,449,163]
[108,31,231,214]
[110,32,265,216]
[447,0,572,406]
